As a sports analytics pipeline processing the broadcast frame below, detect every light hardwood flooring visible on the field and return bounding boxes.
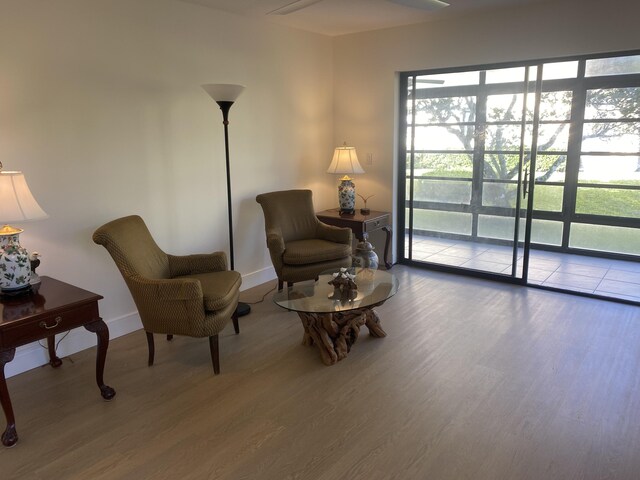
[3,265,640,479]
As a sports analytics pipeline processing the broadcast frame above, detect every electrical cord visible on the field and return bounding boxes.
[38,330,72,362]
[242,284,277,305]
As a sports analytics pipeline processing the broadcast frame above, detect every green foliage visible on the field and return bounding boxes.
[411,80,640,211]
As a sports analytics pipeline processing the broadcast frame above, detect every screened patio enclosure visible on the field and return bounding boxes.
[398,51,640,303]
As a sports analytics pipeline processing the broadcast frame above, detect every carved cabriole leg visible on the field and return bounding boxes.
[232,311,240,335]
[46,335,63,368]
[209,335,220,375]
[382,225,393,269]
[146,332,155,366]
[84,319,116,401]
[0,348,17,447]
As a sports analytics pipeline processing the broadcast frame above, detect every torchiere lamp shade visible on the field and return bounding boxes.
[201,84,245,103]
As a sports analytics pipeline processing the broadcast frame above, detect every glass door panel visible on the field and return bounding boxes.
[402,65,538,280]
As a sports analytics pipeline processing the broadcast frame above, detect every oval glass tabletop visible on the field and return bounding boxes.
[273,267,399,314]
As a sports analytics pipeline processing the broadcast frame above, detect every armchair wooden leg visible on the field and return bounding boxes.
[209,335,220,375]
[287,281,294,289]
[232,312,239,335]
[146,332,155,366]
[166,334,173,341]
[278,279,284,291]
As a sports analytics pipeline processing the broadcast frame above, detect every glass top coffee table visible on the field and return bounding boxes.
[273,268,399,366]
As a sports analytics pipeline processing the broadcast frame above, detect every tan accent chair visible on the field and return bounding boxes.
[93,215,241,375]
[256,189,353,291]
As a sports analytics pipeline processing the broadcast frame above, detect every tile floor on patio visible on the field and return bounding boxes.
[407,235,640,303]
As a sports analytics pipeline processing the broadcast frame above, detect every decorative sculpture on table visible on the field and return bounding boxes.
[357,193,375,215]
[29,252,41,289]
[328,267,357,301]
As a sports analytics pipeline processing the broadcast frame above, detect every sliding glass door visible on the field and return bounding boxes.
[398,51,640,290]
[401,65,541,281]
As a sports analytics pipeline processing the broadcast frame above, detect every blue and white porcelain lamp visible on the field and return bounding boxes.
[326,142,365,215]
[0,168,48,294]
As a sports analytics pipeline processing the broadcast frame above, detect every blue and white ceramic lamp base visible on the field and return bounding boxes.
[338,177,356,215]
[0,229,33,294]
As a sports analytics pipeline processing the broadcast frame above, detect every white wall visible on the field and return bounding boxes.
[332,0,640,258]
[0,0,335,376]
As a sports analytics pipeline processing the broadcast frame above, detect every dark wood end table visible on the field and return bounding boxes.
[316,208,393,269]
[0,276,115,447]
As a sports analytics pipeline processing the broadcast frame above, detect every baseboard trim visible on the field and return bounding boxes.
[240,265,276,290]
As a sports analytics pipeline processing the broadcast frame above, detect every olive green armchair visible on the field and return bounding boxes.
[256,189,353,291]
[93,215,241,375]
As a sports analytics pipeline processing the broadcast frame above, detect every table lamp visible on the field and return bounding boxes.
[326,142,365,215]
[0,166,48,294]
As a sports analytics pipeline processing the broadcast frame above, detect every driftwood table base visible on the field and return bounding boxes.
[298,307,386,366]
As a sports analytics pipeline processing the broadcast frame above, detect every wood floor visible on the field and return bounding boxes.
[3,265,640,479]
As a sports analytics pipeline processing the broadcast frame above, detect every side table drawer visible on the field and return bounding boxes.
[364,216,389,233]
[1,303,98,347]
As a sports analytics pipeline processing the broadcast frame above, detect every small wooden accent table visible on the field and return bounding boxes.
[316,209,393,269]
[0,276,115,447]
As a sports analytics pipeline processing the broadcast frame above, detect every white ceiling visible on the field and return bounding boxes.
[176,0,553,36]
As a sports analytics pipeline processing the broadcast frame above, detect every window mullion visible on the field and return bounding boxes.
[562,60,588,249]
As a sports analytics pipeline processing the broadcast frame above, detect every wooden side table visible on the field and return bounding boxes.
[0,276,115,447]
[316,209,393,269]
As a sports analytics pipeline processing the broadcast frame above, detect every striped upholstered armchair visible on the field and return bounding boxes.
[256,189,353,291]
[93,215,241,375]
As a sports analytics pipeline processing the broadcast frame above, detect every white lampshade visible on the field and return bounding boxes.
[326,144,365,175]
[0,171,48,224]
[201,84,246,102]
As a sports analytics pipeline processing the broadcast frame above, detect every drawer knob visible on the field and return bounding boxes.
[39,316,62,330]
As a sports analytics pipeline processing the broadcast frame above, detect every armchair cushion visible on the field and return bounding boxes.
[283,239,352,265]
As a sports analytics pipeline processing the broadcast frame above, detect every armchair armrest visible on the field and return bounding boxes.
[265,229,285,255]
[264,227,285,273]
[316,222,352,245]
[168,251,228,277]
[126,275,208,335]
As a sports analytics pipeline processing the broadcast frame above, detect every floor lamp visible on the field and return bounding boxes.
[202,83,250,317]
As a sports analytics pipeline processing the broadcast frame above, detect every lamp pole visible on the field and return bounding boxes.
[217,101,236,270]
[202,84,250,317]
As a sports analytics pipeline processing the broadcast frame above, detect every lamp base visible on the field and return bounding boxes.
[339,209,355,216]
[0,285,33,297]
[236,301,251,317]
